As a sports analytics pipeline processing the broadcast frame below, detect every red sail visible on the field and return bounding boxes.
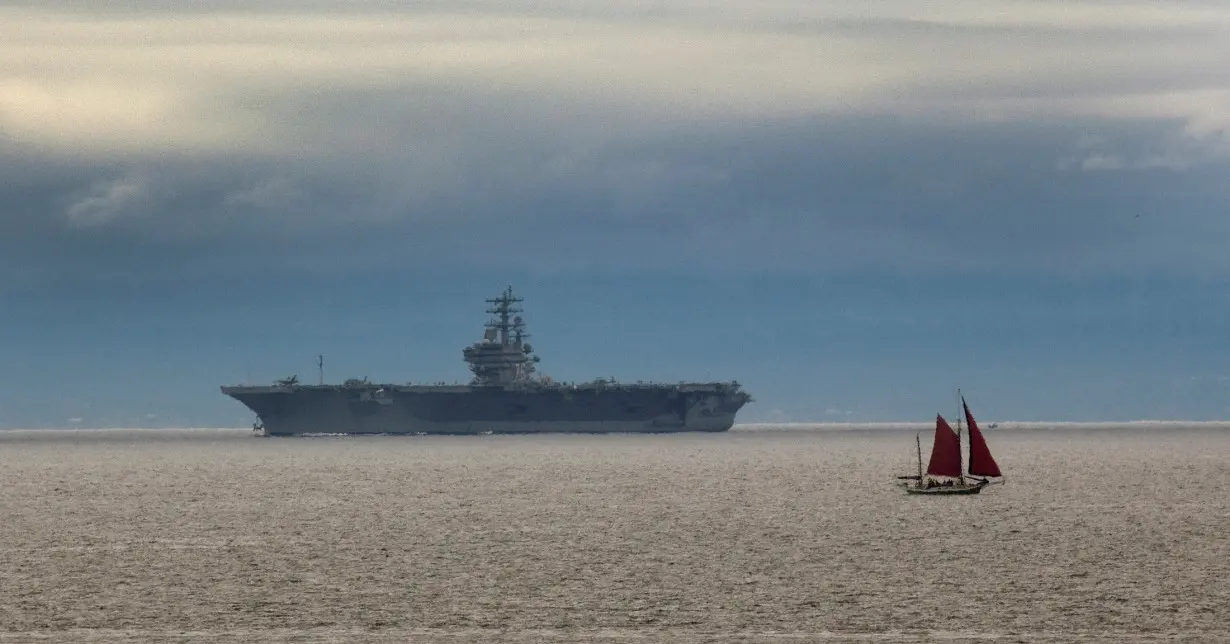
[963,399,1002,478]
[925,414,963,478]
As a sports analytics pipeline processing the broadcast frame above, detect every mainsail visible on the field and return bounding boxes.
[925,414,963,478]
[963,398,1002,478]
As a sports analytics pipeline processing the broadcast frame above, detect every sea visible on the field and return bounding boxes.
[1,423,1227,643]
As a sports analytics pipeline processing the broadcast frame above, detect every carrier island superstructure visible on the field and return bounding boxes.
[221,287,753,436]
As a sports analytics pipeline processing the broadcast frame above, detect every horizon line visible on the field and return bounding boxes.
[3,419,1230,432]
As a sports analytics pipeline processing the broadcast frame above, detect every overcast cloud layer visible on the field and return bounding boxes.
[3,1,1230,426]
[2,1,1228,288]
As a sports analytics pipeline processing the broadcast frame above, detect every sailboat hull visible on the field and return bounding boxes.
[904,480,989,495]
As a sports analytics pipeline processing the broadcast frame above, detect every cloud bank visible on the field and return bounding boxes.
[2,1,1228,287]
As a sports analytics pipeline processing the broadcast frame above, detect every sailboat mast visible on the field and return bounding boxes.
[916,432,923,482]
[956,388,963,434]
[956,388,964,481]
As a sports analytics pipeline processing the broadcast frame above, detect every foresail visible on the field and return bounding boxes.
[925,414,963,478]
[963,399,1002,478]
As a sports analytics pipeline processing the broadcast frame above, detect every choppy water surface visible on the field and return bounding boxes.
[1,425,1227,643]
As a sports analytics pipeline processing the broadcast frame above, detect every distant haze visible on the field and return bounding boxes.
[2,2,1229,427]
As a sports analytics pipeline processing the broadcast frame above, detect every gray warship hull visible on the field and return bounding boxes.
[221,383,750,436]
[221,286,752,436]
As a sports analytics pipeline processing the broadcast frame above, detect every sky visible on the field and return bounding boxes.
[2,0,1229,427]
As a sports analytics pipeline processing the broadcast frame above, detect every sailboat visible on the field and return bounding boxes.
[899,394,1003,495]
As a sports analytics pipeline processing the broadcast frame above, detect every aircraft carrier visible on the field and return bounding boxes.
[220,286,753,436]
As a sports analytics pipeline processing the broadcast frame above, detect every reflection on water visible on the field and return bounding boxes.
[1,425,1227,642]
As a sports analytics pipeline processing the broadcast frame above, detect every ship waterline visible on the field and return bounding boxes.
[221,286,752,436]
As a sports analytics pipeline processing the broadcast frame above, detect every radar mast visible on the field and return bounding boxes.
[462,286,541,386]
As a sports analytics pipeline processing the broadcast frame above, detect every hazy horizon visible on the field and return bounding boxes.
[6,420,1230,432]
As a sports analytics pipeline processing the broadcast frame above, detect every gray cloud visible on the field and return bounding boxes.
[4,113,1225,288]
[64,174,153,228]
[1,1,1228,288]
